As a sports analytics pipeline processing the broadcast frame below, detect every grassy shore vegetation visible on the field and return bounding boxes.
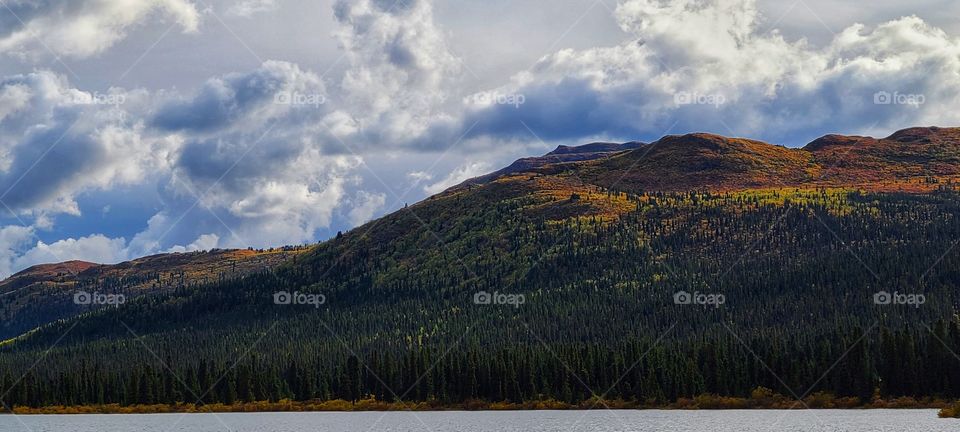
[939,401,960,418]
[3,389,955,415]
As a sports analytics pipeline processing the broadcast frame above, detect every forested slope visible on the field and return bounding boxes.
[1,127,960,409]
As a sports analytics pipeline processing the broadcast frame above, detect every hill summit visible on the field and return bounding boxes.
[464,126,960,192]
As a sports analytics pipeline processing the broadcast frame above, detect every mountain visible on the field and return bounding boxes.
[2,127,960,409]
[459,141,644,187]
[575,133,814,191]
[464,127,960,193]
[0,248,305,341]
[804,126,960,185]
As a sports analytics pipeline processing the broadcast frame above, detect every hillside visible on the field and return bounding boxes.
[1,127,960,409]
[0,248,306,341]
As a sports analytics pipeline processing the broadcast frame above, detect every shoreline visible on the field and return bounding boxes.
[3,395,957,416]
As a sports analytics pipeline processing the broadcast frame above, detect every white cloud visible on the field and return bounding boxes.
[0,225,214,278]
[346,191,386,226]
[12,234,129,274]
[331,0,460,144]
[167,233,220,253]
[151,60,329,134]
[0,0,201,59]
[0,225,35,277]
[228,0,278,17]
[0,83,31,123]
[0,60,370,270]
[407,170,433,184]
[33,213,54,230]
[125,213,177,258]
[424,161,490,194]
[462,0,960,145]
[151,61,362,248]
[214,156,358,246]
[0,71,176,217]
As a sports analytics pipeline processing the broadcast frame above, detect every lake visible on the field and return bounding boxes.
[0,410,955,432]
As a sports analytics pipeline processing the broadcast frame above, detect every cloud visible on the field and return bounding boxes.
[0,1,594,276]
[0,229,130,278]
[167,233,220,253]
[125,213,180,258]
[407,170,433,184]
[346,191,386,226]
[0,71,176,217]
[424,161,490,194]
[228,0,278,17]
[0,83,31,123]
[460,0,960,146]
[0,0,200,59]
[0,60,372,269]
[323,0,960,152]
[0,225,34,277]
[14,234,128,269]
[151,60,327,133]
[331,0,460,144]
[150,61,361,248]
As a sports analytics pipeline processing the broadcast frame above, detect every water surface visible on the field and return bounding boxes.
[1,409,956,432]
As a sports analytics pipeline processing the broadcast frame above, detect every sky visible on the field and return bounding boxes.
[0,0,958,276]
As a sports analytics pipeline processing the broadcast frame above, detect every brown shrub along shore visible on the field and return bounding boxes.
[2,388,956,415]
